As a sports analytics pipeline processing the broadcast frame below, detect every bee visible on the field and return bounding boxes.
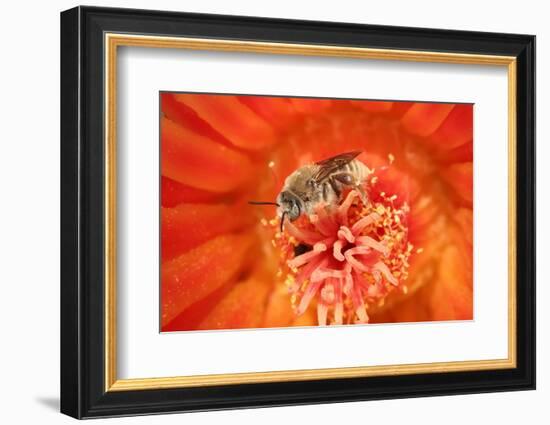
[250,151,371,231]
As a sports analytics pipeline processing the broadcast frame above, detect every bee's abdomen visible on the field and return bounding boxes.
[316,159,371,205]
[347,160,370,183]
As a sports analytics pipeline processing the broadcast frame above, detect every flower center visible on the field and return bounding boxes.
[267,164,414,326]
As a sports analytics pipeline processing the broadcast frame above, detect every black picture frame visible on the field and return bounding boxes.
[61,5,535,419]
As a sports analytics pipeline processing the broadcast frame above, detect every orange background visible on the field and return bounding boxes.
[160,93,473,332]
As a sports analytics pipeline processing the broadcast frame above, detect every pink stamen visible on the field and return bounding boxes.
[316,204,338,227]
[285,220,323,245]
[355,250,381,266]
[310,212,338,236]
[317,303,328,326]
[345,245,371,256]
[353,270,371,292]
[374,261,398,286]
[338,190,358,224]
[333,239,345,261]
[287,243,326,269]
[308,258,331,283]
[351,213,381,234]
[321,283,335,304]
[297,281,323,315]
[317,237,336,249]
[334,279,344,325]
[313,266,349,281]
[351,282,368,323]
[343,272,353,296]
[356,235,389,256]
[345,253,370,273]
[334,303,343,325]
[337,226,355,243]
[367,281,382,297]
[355,302,369,323]
[292,255,325,291]
[356,306,369,323]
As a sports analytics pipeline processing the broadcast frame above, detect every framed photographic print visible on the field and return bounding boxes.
[60,6,536,419]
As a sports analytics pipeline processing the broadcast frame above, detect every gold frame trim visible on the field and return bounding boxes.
[104,33,517,392]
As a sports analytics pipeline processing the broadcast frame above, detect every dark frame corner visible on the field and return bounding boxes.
[61,5,535,419]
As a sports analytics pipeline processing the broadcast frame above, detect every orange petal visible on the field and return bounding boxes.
[289,98,332,114]
[291,307,316,327]
[237,96,296,127]
[358,153,419,206]
[162,280,234,332]
[407,195,440,247]
[430,244,473,320]
[161,117,253,192]
[401,103,455,137]
[436,140,473,165]
[161,93,233,148]
[427,104,473,150]
[196,274,271,330]
[161,176,222,207]
[262,285,295,328]
[175,94,276,150]
[161,233,254,327]
[440,162,473,204]
[161,201,252,262]
[388,101,415,118]
[370,287,432,323]
[349,100,393,112]
[453,208,473,247]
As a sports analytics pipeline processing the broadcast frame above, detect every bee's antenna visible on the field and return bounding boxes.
[248,201,280,206]
[280,211,287,233]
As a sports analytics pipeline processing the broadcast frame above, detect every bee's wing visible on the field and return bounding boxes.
[311,151,362,183]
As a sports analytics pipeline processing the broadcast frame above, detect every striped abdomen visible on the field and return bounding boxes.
[318,159,370,204]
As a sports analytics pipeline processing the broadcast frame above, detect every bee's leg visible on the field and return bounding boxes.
[332,173,368,204]
[332,172,352,185]
[355,184,368,204]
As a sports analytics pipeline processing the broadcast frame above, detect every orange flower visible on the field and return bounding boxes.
[160,93,473,332]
